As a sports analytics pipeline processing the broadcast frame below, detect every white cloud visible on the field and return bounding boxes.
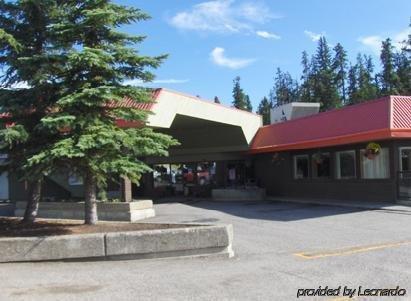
[357,35,382,55]
[304,30,326,42]
[169,0,281,36]
[237,2,279,23]
[210,47,255,69]
[393,27,411,48]
[256,30,281,40]
[358,27,411,55]
[124,79,189,86]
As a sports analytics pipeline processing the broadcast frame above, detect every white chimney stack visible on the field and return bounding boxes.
[270,102,320,124]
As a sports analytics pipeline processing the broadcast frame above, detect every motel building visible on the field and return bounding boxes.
[1,89,411,204]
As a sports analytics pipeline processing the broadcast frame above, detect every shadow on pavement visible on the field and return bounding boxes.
[153,198,371,222]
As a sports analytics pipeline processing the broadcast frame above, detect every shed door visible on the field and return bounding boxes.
[0,172,9,200]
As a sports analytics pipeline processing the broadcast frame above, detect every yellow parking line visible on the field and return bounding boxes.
[294,240,411,259]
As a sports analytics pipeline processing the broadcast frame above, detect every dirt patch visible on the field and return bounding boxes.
[0,217,195,238]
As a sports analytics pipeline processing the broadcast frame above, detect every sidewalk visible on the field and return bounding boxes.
[267,197,411,213]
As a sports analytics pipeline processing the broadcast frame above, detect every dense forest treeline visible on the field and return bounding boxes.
[229,21,410,125]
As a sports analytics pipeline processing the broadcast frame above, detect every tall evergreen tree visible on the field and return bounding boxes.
[245,95,253,112]
[394,23,411,95]
[407,19,411,55]
[256,96,272,125]
[394,49,411,95]
[0,0,63,223]
[271,68,299,106]
[3,1,178,225]
[332,43,348,103]
[347,64,358,104]
[379,38,400,95]
[311,37,340,111]
[232,76,251,111]
[350,54,379,104]
[299,51,314,103]
[0,29,20,51]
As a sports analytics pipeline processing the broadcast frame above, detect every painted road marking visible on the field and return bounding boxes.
[294,240,411,259]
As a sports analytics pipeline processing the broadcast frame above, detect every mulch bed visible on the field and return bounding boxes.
[0,217,193,238]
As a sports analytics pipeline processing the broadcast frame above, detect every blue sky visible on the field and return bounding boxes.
[117,0,410,110]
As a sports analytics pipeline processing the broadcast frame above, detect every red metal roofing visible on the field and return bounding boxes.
[112,97,154,110]
[107,89,161,111]
[109,89,161,128]
[391,96,411,129]
[250,96,411,154]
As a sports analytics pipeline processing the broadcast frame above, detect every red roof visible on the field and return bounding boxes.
[250,95,411,154]
[109,90,161,128]
[107,89,161,111]
[391,96,411,129]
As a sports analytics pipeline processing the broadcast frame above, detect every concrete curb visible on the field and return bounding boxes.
[0,233,105,262]
[14,201,155,222]
[0,224,234,263]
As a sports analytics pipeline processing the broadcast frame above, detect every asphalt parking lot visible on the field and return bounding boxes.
[1,200,410,301]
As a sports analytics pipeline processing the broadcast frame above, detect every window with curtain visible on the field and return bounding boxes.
[336,150,356,179]
[360,148,390,179]
[312,152,330,178]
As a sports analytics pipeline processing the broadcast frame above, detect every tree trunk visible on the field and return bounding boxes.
[120,176,132,203]
[84,171,98,225]
[22,179,42,224]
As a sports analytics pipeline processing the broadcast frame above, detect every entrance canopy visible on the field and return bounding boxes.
[121,88,262,163]
[148,89,261,142]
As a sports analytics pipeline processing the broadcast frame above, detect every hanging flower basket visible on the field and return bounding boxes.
[364,142,381,160]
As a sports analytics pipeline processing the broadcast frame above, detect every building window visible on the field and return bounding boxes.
[68,173,83,186]
[294,155,309,179]
[360,148,390,179]
[399,147,411,171]
[312,152,331,178]
[336,150,356,179]
[152,162,217,189]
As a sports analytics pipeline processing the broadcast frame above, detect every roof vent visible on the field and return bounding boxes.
[270,102,320,124]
